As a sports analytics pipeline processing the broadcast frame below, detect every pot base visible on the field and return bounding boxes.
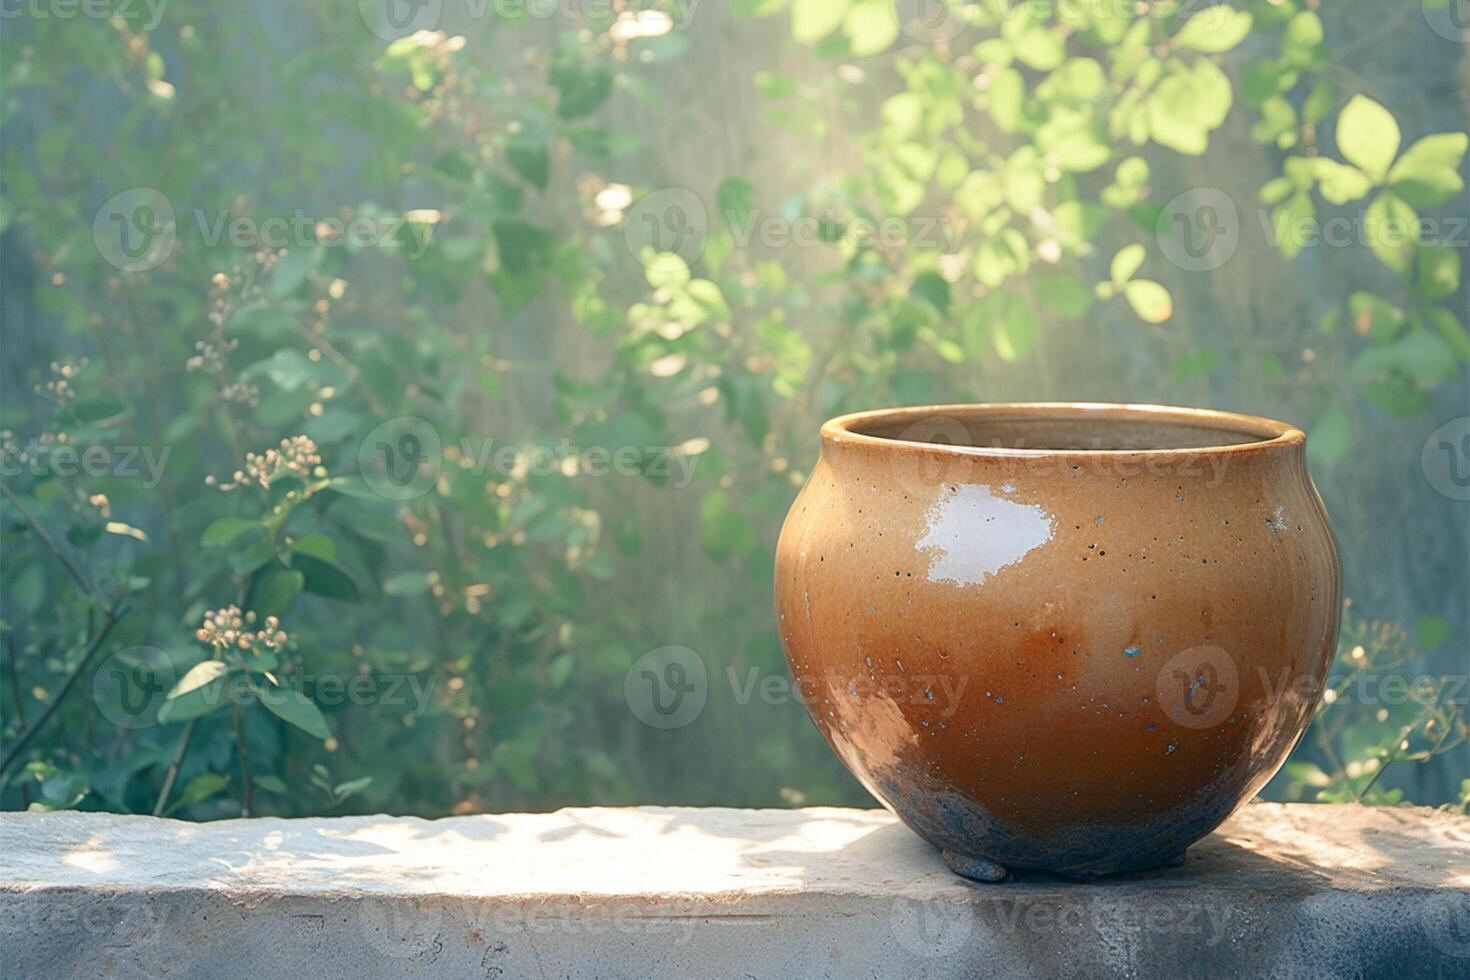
[941,849,1010,883]
[939,847,1190,883]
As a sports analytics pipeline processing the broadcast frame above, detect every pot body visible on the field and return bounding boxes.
[775,404,1340,877]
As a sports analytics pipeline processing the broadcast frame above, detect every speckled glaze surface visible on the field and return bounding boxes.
[775,403,1340,880]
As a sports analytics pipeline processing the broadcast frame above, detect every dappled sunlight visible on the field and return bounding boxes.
[61,834,119,875]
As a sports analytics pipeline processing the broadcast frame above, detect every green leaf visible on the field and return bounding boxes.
[1175,9,1252,53]
[1362,379,1431,418]
[170,660,229,699]
[699,489,755,559]
[1147,60,1231,155]
[1311,159,1372,205]
[290,533,337,563]
[1424,307,1470,362]
[1285,761,1332,789]
[1270,191,1317,260]
[716,177,755,230]
[1124,280,1172,323]
[334,776,373,798]
[1415,245,1461,300]
[1170,350,1218,383]
[550,60,613,119]
[256,685,331,740]
[843,0,898,56]
[991,295,1037,363]
[294,554,362,602]
[1388,133,1468,208]
[645,250,690,289]
[1110,244,1145,284]
[325,477,384,500]
[506,120,550,190]
[1306,404,1353,467]
[1036,272,1092,318]
[1351,329,1459,387]
[384,570,433,596]
[252,567,304,619]
[158,672,228,724]
[1364,191,1418,274]
[1012,27,1065,71]
[1336,96,1400,183]
[494,739,540,792]
[1250,96,1297,148]
[1416,614,1450,650]
[201,517,258,548]
[254,775,288,794]
[1349,292,1406,341]
[165,774,229,815]
[1280,11,1324,68]
[1296,82,1334,128]
[986,68,1025,133]
[792,0,848,42]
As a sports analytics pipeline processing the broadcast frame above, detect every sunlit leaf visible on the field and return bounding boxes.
[1124,280,1172,323]
[792,0,848,42]
[1336,95,1400,183]
[1175,9,1252,53]
[1363,191,1417,274]
[1311,159,1372,205]
[844,0,898,56]
[1110,244,1145,283]
[1387,133,1468,208]
[169,660,229,700]
[991,295,1037,362]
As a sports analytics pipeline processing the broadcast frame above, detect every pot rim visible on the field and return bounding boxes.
[822,402,1305,458]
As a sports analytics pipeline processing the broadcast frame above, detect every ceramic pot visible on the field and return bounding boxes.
[774,403,1340,880]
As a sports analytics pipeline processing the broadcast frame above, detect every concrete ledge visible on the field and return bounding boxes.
[2,802,1468,978]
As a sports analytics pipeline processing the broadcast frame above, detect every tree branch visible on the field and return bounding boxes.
[0,600,128,775]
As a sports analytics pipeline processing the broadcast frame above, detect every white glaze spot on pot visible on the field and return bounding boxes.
[916,484,1054,586]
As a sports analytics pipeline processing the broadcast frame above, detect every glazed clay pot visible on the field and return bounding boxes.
[775,403,1340,880]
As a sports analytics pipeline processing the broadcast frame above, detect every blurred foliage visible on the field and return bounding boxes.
[0,1,1464,818]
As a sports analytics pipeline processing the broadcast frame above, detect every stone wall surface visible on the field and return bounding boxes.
[2,802,1468,978]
